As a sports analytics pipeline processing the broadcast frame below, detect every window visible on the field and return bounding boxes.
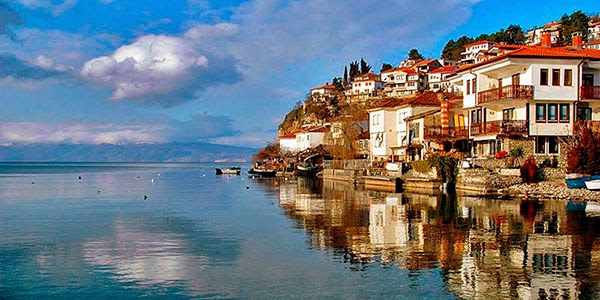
[536,104,546,122]
[548,136,559,154]
[472,78,477,93]
[577,107,592,120]
[564,69,573,86]
[540,69,548,86]
[372,114,381,125]
[536,136,546,154]
[559,104,570,122]
[552,69,560,86]
[503,108,516,121]
[548,104,558,122]
[536,136,560,154]
[466,79,471,95]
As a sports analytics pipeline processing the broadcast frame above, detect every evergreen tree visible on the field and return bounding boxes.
[343,66,348,87]
[331,77,343,91]
[360,58,371,74]
[408,49,424,60]
[380,63,393,72]
[441,39,456,60]
[349,61,359,79]
[560,11,590,44]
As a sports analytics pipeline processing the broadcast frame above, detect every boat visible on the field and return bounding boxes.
[248,168,277,178]
[566,174,600,189]
[585,179,600,190]
[295,163,318,176]
[216,167,241,175]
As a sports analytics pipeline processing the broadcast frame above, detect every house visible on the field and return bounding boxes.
[585,39,600,50]
[310,82,337,96]
[381,67,423,97]
[367,91,457,162]
[412,59,442,74]
[526,21,562,45]
[279,132,298,153]
[460,40,495,65]
[446,32,600,159]
[350,72,383,101]
[295,126,329,151]
[327,115,369,158]
[428,65,457,92]
[588,21,600,41]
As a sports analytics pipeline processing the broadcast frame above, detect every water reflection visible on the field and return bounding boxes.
[272,177,600,299]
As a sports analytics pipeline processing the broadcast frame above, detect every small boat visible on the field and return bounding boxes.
[248,168,277,178]
[565,174,600,189]
[216,167,241,175]
[585,179,600,190]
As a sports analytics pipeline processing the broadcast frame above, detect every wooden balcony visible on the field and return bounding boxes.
[477,85,534,105]
[424,126,469,140]
[581,86,600,100]
[470,120,528,136]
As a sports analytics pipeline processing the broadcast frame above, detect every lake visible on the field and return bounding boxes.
[0,162,599,299]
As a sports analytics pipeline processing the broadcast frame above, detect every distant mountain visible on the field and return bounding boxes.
[0,142,258,162]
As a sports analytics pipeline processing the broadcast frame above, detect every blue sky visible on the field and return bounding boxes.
[0,0,597,147]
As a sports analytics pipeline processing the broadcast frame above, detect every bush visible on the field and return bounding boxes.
[520,156,540,184]
[427,151,461,183]
[495,150,507,159]
[411,160,432,174]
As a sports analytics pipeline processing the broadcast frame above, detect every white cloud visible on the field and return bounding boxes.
[82,31,242,106]
[0,122,165,144]
[16,0,78,16]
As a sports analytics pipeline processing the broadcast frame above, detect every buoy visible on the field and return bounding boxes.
[246,186,249,189]
[157,173,161,176]
[78,176,82,180]
[144,195,148,200]
[97,189,101,194]
[31,181,35,184]
[151,178,154,183]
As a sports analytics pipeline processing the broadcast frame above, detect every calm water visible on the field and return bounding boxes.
[0,163,599,299]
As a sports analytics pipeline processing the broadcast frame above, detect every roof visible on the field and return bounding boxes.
[405,108,440,121]
[585,39,600,46]
[372,91,461,109]
[381,67,418,75]
[464,40,493,48]
[352,72,380,82]
[278,132,297,139]
[412,59,437,67]
[311,84,337,90]
[429,65,456,74]
[450,45,600,77]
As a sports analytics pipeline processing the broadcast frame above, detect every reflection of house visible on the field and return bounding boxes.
[447,33,600,158]
[369,196,408,247]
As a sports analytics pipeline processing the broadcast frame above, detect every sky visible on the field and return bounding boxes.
[0,0,598,148]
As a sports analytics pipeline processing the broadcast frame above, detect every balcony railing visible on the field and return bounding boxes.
[470,120,528,136]
[477,85,534,105]
[424,126,469,140]
[581,86,600,99]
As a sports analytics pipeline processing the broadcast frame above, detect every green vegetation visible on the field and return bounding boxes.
[441,24,525,61]
[408,49,424,60]
[560,11,590,44]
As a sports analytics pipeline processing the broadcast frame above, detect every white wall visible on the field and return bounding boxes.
[279,138,297,153]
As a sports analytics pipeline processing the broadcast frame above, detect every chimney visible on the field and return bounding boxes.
[541,31,552,48]
[572,32,583,50]
[439,93,449,135]
[326,81,329,85]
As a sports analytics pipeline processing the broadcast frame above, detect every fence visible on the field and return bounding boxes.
[323,159,369,170]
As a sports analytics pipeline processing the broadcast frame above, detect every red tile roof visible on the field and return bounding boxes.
[412,59,437,67]
[353,72,380,82]
[373,91,460,109]
[464,40,492,48]
[381,67,418,75]
[311,84,337,90]
[278,132,297,139]
[429,65,456,74]
[585,39,600,46]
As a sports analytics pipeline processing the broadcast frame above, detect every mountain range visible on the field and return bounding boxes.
[0,142,257,162]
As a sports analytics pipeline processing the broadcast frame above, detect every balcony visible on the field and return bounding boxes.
[477,85,534,105]
[581,86,600,100]
[470,120,528,136]
[424,126,469,140]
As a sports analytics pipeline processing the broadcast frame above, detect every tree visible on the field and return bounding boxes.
[360,58,371,74]
[560,11,590,44]
[408,48,424,60]
[343,66,348,87]
[441,39,456,60]
[505,24,526,44]
[380,63,393,72]
[349,61,359,79]
[331,77,343,91]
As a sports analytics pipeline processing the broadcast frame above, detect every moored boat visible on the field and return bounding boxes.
[248,168,277,178]
[585,179,600,190]
[216,167,241,175]
[565,174,600,189]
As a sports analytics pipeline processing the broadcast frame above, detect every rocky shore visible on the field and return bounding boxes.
[499,181,600,201]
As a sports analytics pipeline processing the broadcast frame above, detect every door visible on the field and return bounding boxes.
[583,74,594,86]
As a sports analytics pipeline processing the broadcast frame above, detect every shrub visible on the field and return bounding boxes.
[566,124,600,174]
[411,160,432,174]
[509,146,524,167]
[520,156,540,184]
[495,150,507,159]
[427,151,461,183]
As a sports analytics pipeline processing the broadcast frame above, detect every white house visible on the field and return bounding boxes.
[428,65,457,92]
[310,82,337,96]
[381,67,422,97]
[350,72,383,100]
[278,132,298,153]
[447,33,600,158]
[295,126,329,151]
